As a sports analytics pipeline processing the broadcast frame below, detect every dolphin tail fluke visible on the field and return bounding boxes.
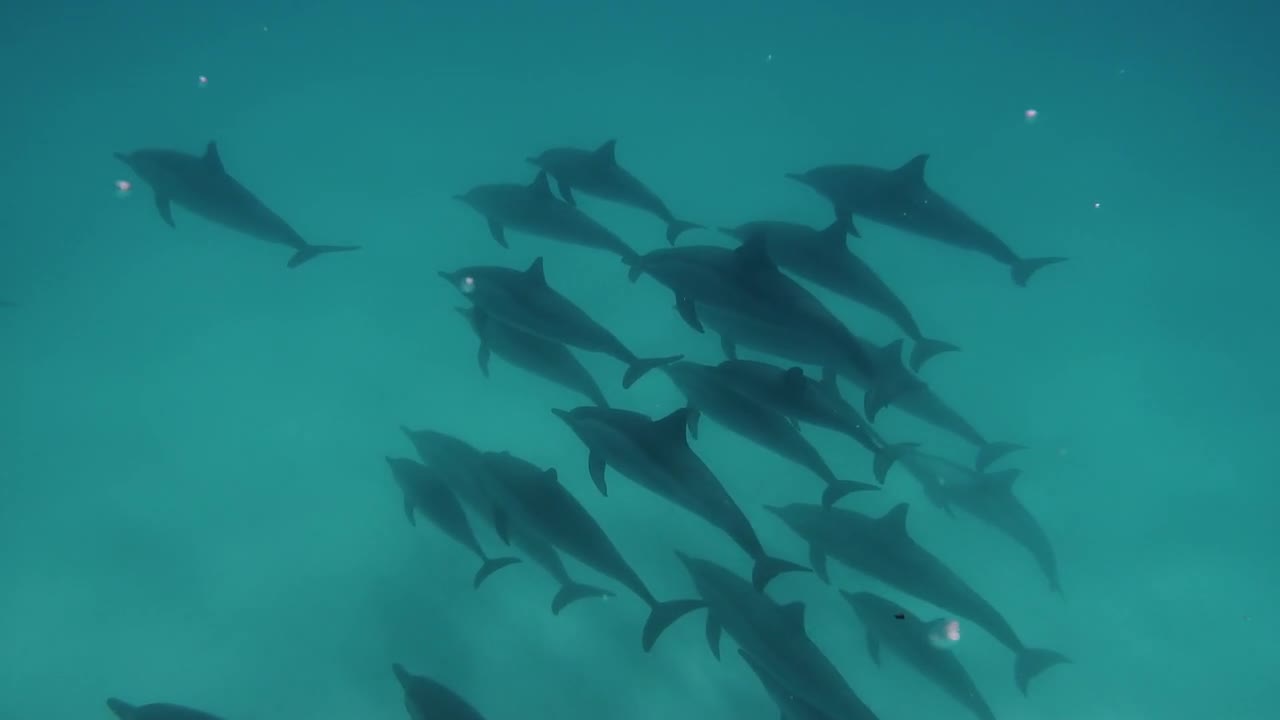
[1014,647,1071,695]
[641,599,706,652]
[1011,256,1068,287]
[665,219,702,245]
[472,556,522,589]
[975,441,1025,471]
[821,479,879,508]
[750,555,811,591]
[909,338,961,373]
[551,582,614,615]
[288,243,361,269]
[872,442,919,484]
[622,354,683,389]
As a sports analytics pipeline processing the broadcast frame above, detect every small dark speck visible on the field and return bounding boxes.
[894,613,905,619]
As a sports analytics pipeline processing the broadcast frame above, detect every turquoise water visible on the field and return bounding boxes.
[3,1,1275,718]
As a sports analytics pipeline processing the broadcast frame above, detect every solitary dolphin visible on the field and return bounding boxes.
[552,405,808,590]
[399,426,612,614]
[453,306,609,407]
[105,698,223,720]
[392,662,489,720]
[786,156,1067,286]
[659,361,878,508]
[480,450,704,649]
[527,139,702,244]
[897,451,1062,594]
[454,171,640,260]
[647,552,882,720]
[439,257,681,388]
[720,218,958,371]
[842,591,996,720]
[113,141,360,268]
[767,502,1070,694]
[385,456,522,588]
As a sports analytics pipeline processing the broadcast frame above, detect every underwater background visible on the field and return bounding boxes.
[2,0,1276,718]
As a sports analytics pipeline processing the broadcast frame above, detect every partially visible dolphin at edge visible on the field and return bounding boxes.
[737,648,838,720]
[114,141,360,268]
[785,155,1067,287]
[392,662,489,720]
[105,698,224,720]
[453,305,610,408]
[527,139,702,244]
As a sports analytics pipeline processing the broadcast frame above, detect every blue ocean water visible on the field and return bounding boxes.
[2,1,1276,718]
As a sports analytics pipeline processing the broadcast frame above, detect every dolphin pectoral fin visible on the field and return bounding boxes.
[587,451,608,495]
[551,582,614,615]
[705,616,723,659]
[1011,256,1068,287]
[1014,647,1071,696]
[641,599,705,652]
[834,205,861,237]
[473,556,522,588]
[492,508,512,545]
[809,544,830,584]
[866,631,882,666]
[665,219,702,245]
[556,179,576,206]
[821,480,877,509]
[685,405,701,440]
[287,244,361,269]
[476,342,492,377]
[154,193,175,228]
[487,219,508,248]
[719,335,737,360]
[674,295,703,332]
[908,337,961,373]
[402,496,416,526]
[975,442,1025,471]
[622,354,683,389]
[751,555,810,592]
[872,442,919,484]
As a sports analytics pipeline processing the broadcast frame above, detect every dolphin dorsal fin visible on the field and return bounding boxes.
[819,218,851,248]
[879,502,910,535]
[651,407,691,447]
[818,366,843,399]
[595,139,617,164]
[781,367,808,397]
[203,141,226,174]
[541,468,558,484]
[732,237,778,276]
[894,154,930,189]
[525,257,547,284]
[529,170,554,200]
[779,601,807,631]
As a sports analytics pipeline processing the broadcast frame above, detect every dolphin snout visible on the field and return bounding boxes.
[783,172,808,184]
[105,698,135,719]
[525,156,542,166]
[437,271,456,285]
[550,408,573,423]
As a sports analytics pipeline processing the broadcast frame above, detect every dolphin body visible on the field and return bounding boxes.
[453,305,609,408]
[843,590,997,720]
[767,502,1069,695]
[719,218,958,372]
[399,427,612,614]
[659,361,878,508]
[392,663,489,720]
[712,359,916,484]
[897,451,1062,594]
[385,456,522,588]
[647,552,882,720]
[551,405,808,591]
[455,170,640,261]
[702,306,1022,471]
[479,450,704,650]
[113,141,359,268]
[737,649,838,720]
[105,699,223,720]
[785,156,1067,287]
[527,139,702,245]
[439,257,680,389]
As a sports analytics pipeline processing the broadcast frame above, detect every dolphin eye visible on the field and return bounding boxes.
[461,276,475,294]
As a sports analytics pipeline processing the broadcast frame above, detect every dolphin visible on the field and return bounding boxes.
[479,450,704,650]
[454,170,640,260]
[766,502,1070,694]
[896,451,1062,594]
[785,156,1067,286]
[385,456,522,588]
[527,139,702,244]
[399,426,612,614]
[453,305,609,407]
[551,405,808,590]
[737,649,838,720]
[392,662,489,720]
[105,698,223,720]
[439,257,680,389]
[842,590,996,720]
[659,361,878,508]
[647,552,882,720]
[113,142,359,268]
[712,359,917,484]
[719,218,958,372]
